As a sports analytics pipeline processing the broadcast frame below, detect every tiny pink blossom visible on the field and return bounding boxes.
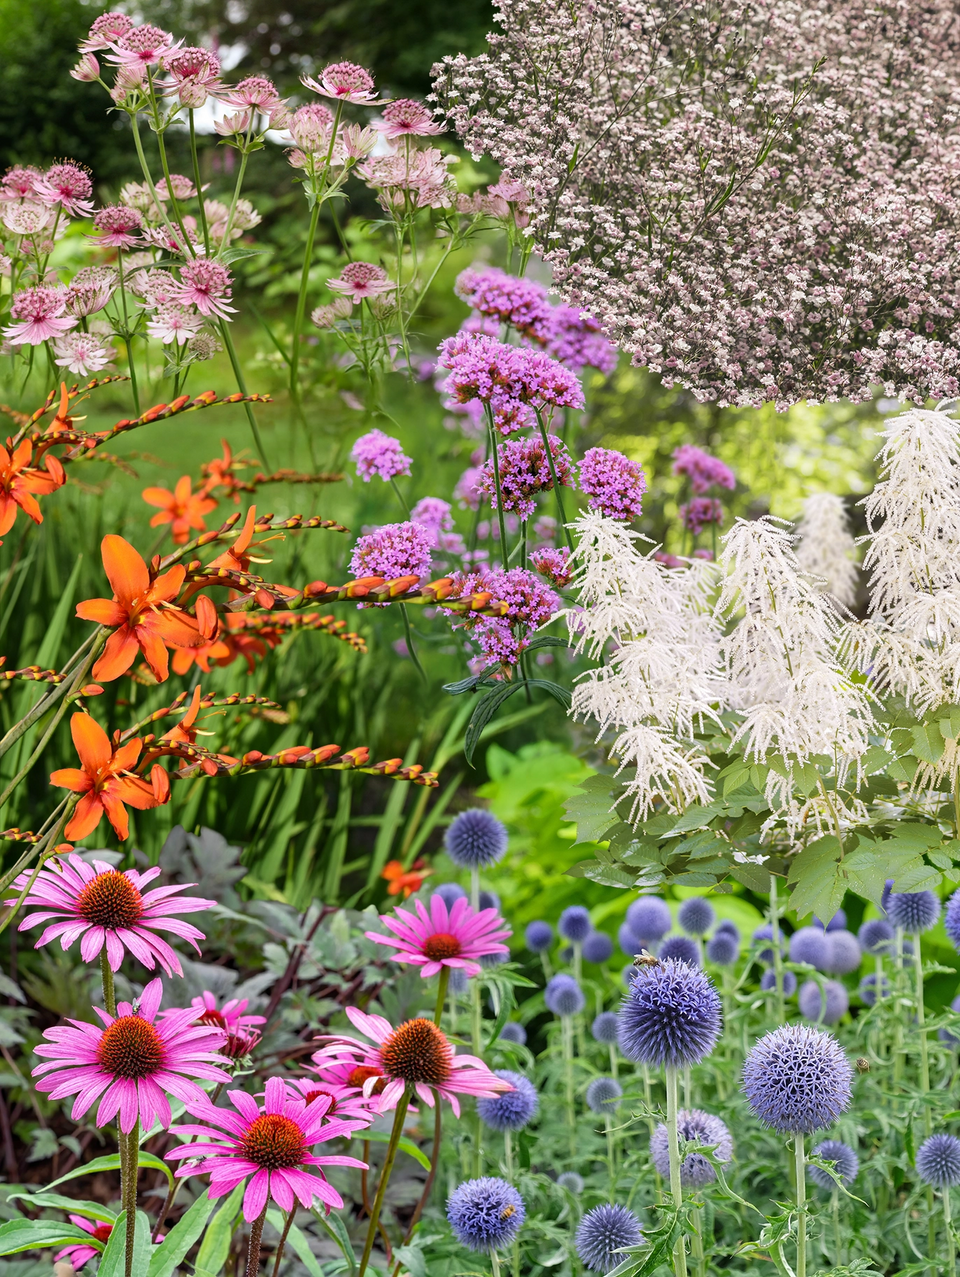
[327,261,393,304]
[478,434,574,521]
[146,304,204,345]
[302,61,380,105]
[170,260,235,320]
[349,521,432,582]
[3,287,76,346]
[35,162,94,217]
[92,204,143,248]
[80,12,134,52]
[530,545,572,587]
[218,76,289,126]
[578,447,647,521]
[70,52,100,82]
[53,332,113,376]
[351,429,411,482]
[64,267,116,317]
[375,99,444,139]
[672,444,736,494]
[366,895,511,978]
[0,166,43,201]
[107,24,180,72]
[679,496,725,535]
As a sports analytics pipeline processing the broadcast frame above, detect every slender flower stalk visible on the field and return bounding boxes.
[665,1064,688,1277]
[358,1088,410,1277]
[795,1135,807,1277]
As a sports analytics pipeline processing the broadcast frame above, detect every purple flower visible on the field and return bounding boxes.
[476,1070,539,1131]
[672,445,736,494]
[438,332,585,428]
[824,930,862,976]
[410,497,455,547]
[582,931,614,964]
[809,1139,859,1189]
[478,434,574,521]
[530,546,572,587]
[798,978,849,1026]
[679,497,724,536]
[525,920,553,952]
[617,957,722,1068]
[789,926,831,971]
[349,521,432,581]
[761,968,797,996]
[455,266,551,339]
[678,897,715,936]
[886,890,941,933]
[454,465,483,509]
[543,304,618,375]
[591,1011,619,1044]
[658,935,701,967]
[752,924,783,965]
[916,1135,960,1188]
[858,918,894,955]
[544,973,585,1017]
[445,809,508,869]
[650,1108,732,1186]
[578,448,646,520]
[706,932,738,966]
[626,897,671,941]
[586,1076,622,1113]
[945,890,960,951]
[742,1024,853,1134]
[447,1177,525,1252]
[351,429,412,482]
[559,906,591,943]
[859,972,890,1007]
[575,1204,643,1274]
[499,1022,526,1045]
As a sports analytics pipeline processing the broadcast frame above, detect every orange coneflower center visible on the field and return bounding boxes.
[240,1114,307,1170]
[197,1008,227,1029]
[97,1015,165,1078]
[346,1065,387,1094]
[423,932,462,961]
[77,871,144,930]
[92,1224,113,1244]
[380,1018,453,1087]
[304,1088,337,1113]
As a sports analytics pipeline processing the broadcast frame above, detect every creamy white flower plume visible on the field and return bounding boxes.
[796,492,859,610]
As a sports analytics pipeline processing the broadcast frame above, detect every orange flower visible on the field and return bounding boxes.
[0,439,65,536]
[201,439,250,501]
[142,476,217,544]
[51,713,167,841]
[382,859,434,898]
[77,535,203,682]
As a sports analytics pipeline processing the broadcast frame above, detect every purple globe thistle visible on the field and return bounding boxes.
[575,1204,643,1275]
[650,1109,733,1187]
[478,434,575,521]
[824,930,862,977]
[583,931,614,964]
[626,897,672,941]
[349,521,432,582]
[715,919,740,942]
[887,890,941,933]
[809,1140,859,1189]
[742,1024,853,1134]
[559,906,592,944]
[916,1134,960,1188]
[557,1170,584,1194]
[858,918,894,955]
[658,935,701,967]
[752,924,783,965]
[525,920,553,953]
[814,909,847,933]
[351,429,412,482]
[586,1076,622,1113]
[939,994,960,1049]
[622,964,639,987]
[592,1011,620,1044]
[945,891,960,951]
[478,889,501,912]
[859,972,890,1007]
[433,883,468,909]
[617,957,722,1068]
[481,951,509,970]
[447,1177,525,1252]
[444,808,508,869]
[799,979,849,1026]
[499,1021,527,1045]
[618,922,640,956]
[789,926,830,971]
[761,969,798,996]
[476,1070,539,1131]
[881,879,895,914]
[678,897,715,936]
[545,973,585,1017]
[706,932,739,966]
[578,447,647,521]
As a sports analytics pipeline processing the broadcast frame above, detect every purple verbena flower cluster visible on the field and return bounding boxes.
[578,447,647,521]
[478,434,574,519]
[351,429,412,482]
[672,445,736,493]
[530,546,572,587]
[349,521,432,581]
[680,497,724,536]
[438,332,585,432]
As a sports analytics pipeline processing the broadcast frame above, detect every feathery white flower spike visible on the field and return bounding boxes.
[796,492,859,610]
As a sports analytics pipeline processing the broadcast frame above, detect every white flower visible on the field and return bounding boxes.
[146,304,204,345]
[796,492,859,609]
[52,332,113,375]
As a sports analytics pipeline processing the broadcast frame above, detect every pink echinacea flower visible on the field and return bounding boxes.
[366,894,511,977]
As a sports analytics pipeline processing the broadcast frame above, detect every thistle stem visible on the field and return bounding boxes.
[831,1189,842,1266]
[665,1064,688,1277]
[358,1090,411,1277]
[100,952,116,1017]
[490,1250,501,1277]
[562,1015,576,1159]
[945,1186,957,1277]
[245,1206,267,1277]
[794,1134,806,1277]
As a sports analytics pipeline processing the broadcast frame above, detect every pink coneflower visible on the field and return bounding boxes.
[302,61,381,105]
[189,991,264,1059]
[170,260,235,320]
[313,1007,511,1115]
[35,162,94,217]
[92,204,143,247]
[0,165,43,200]
[327,261,393,304]
[56,1216,115,1268]
[53,332,113,376]
[80,12,134,52]
[375,99,444,139]
[282,1075,375,1124]
[7,852,215,977]
[3,287,76,346]
[166,1076,369,1221]
[107,24,180,73]
[32,977,230,1133]
[366,895,510,978]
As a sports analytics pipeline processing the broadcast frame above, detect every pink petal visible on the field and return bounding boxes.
[242,1169,270,1222]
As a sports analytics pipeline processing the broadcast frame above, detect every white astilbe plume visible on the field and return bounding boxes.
[796,493,859,610]
[718,516,874,814]
[850,406,960,713]
[564,511,725,820]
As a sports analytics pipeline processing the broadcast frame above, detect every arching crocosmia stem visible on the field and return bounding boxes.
[665,1063,688,1277]
[357,1088,410,1277]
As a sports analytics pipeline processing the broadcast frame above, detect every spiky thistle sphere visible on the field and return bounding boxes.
[678,897,715,936]
[618,923,640,955]
[449,967,469,995]
[476,1070,539,1131]
[433,883,467,908]
[545,973,585,1017]
[575,1204,643,1275]
[626,897,671,941]
[706,932,739,966]
[799,978,849,1026]
[752,924,783,965]
[525,920,553,953]
[945,890,960,951]
[809,1139,859,1189]
[444,808,508,869]
[499,1021,527,1045]
[859,973,890,1007]
[478,889,501,912]
[742,1024,853,1134]
[916,1134,960,1187]
[447,1177,525,1252]
[591,1011,620,1044]
[761,969,797,997]
[886,890,941,933]
[650,1108,733,1187]
[816,909,848,933]
[789,926,830,970]
[583,930,614,964]
[557,1171,584,1194]
[586,1076,622,1113]
[715,919,740,942]
[824,930,862,976]
[858,918,894,955]
[617,957,722,1068]
[658,935,701,967]
[558,906,592,943]
[881,879,895,914]
[622,964,639,987]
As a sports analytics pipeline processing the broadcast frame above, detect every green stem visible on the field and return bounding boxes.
[434,966,451,1026]
[914,929,931,1129]
[535,411,575,553]
[487,415,509,561]
[831,1190,842,1267]
[100,952,116,1017]
[609,1043,618,1082]
[945,1186,956,1277]
[795,1135,806,1277]
[270,1209,295,1277]
[245,1206,267,1277]
[289,198,323,397]
[121,1121,139,1277]
[490,1251,501,1277]
[400,604,428,685]
[188,111,211,256]
[562,1015,575,1159]
[605,1113,616,1193]
[690,1204,705,1277]
[769,873,786,1024]
[665,1064,688,1277]
[358,1090,411,1277]
[504,1127,513,1179]
[390,477,411,517]
[218,319,269,467]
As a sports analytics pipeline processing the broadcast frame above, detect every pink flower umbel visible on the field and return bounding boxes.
[32,978,230,1133]
[313,1006,511,1116]
[166,1076,369,1221]
[351,429,411,482]
[3,287,76,346]
[56,1216,115,1269]
[7,852,216,976]
[92,204,143,248]
[170,260,235,320]
[375,99,444,139]
[366,895,511,978]
[349,521,432,582]
[327,261,393,304]
[188,992,264,1059]
[35,162,95,217]
[302,61,381,105]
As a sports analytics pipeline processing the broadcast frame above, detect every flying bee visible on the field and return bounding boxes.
[855,1057,871,1074]
[633,950,661,968]
[500,1204,516,1220]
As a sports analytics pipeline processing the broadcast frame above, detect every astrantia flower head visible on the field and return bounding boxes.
[351,430,412,483]
[673,446,736,495]
[35,161,94,216]
[107,24,179,73]
[761,969,797,996]
[582,931,613,964]
[886,890,941,933]
[626,897,672,942]
[544,973,585,1017]
[798,979,849,1026]
[650,1108,733,1186]
[789,926,830,970]
[809,1139,859,1189]
[92,204,142,247]
[705,932,738,966]
[302,61,380,105]
[824,930,862,976]
[447,1177,525,1253]
[32,977,229,1132]
[916,1134,960,1188]
[4,287,76,346]
[858,918,894,954]
[742,1024,853,1134]
[80,11,133,51]
[164,46,221,107]
[328,261,393,304]
[586,1076,622,1113]
[617,957,722,1068]
[376,98,444,138]
[288,102,335,151]
[365,894,510,978]
[578,448,646,520]
[171,260,235,320]
[476,1069,538,1131]
[678,897,715,936]
[658,935,700,967]
[53,332,113,376]
[558,906,591,943]
[478,434,574,521]
[349,521,432,582]
[575,1204,643,1275]
[444,808,508,869]
[525,919,553,952]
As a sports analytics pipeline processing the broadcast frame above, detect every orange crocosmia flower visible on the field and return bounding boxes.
[382,859,434,898]
[0,439,65,536]
[142,475,218,544]
[77,535,203,683]
[201,439,249,501]
[51,713,165,841]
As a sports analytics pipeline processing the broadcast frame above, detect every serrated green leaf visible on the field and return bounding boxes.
[910,721,945,764]
[564,774,619,843]
[787,837,844,921]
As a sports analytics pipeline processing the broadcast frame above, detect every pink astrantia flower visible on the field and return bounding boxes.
[70,53,100,82]
[672,444,736,494]
[350,429,411,482]
[7,852,216,976]
[35,162,94,217]
[578,447,647,521]
[0,166,43,200]
[53,332,113,376]
[366,894,511,978]
[166,1076,369,1221]
[32,977,230,1133]
[107,24,180,73]
[218,76,289,127]
[170,260,235,320]
[349,521,432,583]
[92,204,143,248]
[3,287,76,346]
[302,61,380,105]
[375,99,444,139]
[314,1007,511,1115]
[56,1216,115,1269]
[146,304,204,346]
[188,991,264,1059]
[80,12,134,52]
[163,47,221,107]
[327,261,393,304]
[288,102,334,152]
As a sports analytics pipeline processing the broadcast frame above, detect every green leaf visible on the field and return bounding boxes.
[265,1210,325,1277]
[361,1128,431,1172]
[564,773,619,843]
[193,1182,244,1274]
[311,1208,357,1276]
[0,1219,97,1256]
[148,1192,217,1277]
[786,837,844,921]
[5,1192,116,1224]
[910,721,945,765]
[46,1150,173,1193]
[463,684,523,765]
[95,1211,151,1277]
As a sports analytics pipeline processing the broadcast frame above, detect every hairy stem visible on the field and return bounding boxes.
[665,1064,688,1277]
[270,1209,295,1277]
[100,952,116,1017]
[121,1122,139,1277]
[358,1090,411,1277]
[245,1206,267,1277]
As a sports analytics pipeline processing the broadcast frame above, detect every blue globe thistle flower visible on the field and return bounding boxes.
[940,994,960,1049]
[752,924,783,965]
[545,973,585,1017]
[592,1011,620,1044]
[814,909,847,933]
[447,1177,525,1252]
[742,1024,853,1134]
[525,920,553,953]
[650,1108,733,1187]
[859,972,890,1007]
[583,931,614,964]
[622,964,639,987]
[715,919,740,942]
[559,906,592,943]
[858,918,894,954]
[881,878,895,914]
[617,957,722,1068]
[824,930,862,976]
[916,1134,960,1187]
[619,922,640,955]
[481,950,508,969]
[586,1076,622,1113]
[478,889,501,912]
[799,978,849,1025]
[809,1139,859,1189]
[476,1070,539,1131]
[557,1171,584,1194]
[449,967,469,995]
[575,1204,643,1275]
[433,883,468,908]
[706,932,739,966]
[761,968,797,996]
[658,934,701,967]
[626,896,672,941]
[789,926,830,970]
[678,896,715,936]
[887,890,940,933]
[499,1021,527,1045]
[445,809,508,870]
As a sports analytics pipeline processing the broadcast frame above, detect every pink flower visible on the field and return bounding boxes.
[455,267,551,340]
[146,304,204,346]
[454,465,483,510]
[302,61,380,105]
[478,434,574,521]
[410,497,454,547]
[327,261,393,304]
[375,99,444,139]
[32,977,230,1133]
[314,1007,511,1115]
[578,447,646,521]
[163,47,221,107]
[80,12,134,52]
[307,1055,390,1105]
[170,260,235,320]
[283,1074,376,1124]
[351,429,411,482]
[531,546,572,587]
[92,204,143,248]
[288,102,334,152]
[672,444,735,494]
[53,332,113,376]
[106,24,180,73]
[7,852,216,976]
[155,174,197,202]
[215,109,253,138]
[35,162,94,217]
[56,1216,115,1269]
[679,496,725,536]
[542,305,617,376]
[166,1076,368,1221]
[366,895,511,978]
[0,166,43,200]
[3,287,76,346]
[349,521,432,582]
[70,53,100,82]
[188,992,264,1059]
[64,270,115,319]
[218,76,289,126]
